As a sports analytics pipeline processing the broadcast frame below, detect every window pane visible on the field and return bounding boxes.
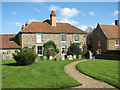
[74,34,79,41]
[9,37,13,41]
[37,46,43,55]
[61,34,66,41]
[62,45,67,55]
[37,33,43,43]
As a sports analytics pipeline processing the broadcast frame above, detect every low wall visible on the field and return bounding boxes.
[0,55,14,60]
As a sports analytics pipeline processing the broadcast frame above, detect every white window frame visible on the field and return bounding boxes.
[36,33,43,43]
[61,34,66,42]
[74,34,79,42]
[61,45,67,55]
[98,41,101,46]
[37,46,43,56]
[115,40,119,46]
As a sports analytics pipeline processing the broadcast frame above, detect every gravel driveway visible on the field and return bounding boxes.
[64,59,117,89]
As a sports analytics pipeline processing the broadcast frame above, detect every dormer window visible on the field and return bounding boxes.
[9,37,13,41]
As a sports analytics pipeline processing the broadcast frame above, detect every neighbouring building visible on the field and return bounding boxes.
[92,20,120,54]
[0,10,87,60]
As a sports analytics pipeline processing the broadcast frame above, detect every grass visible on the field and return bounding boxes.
[76,59,119,88]
[2,59,83,88]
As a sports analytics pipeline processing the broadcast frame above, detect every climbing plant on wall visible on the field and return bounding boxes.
[43,41,59,58]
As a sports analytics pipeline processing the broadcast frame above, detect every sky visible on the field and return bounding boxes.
[1,2,119,34]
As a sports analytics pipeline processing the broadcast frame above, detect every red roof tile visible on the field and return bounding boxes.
[99,24,119,39]
[20,22,86,34]
[0,34,20,49]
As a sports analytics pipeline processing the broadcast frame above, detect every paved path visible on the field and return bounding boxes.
[64,59,117,89]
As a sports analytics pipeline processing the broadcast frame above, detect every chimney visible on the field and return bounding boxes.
[50,10,56,26]
[25,21,29,27]
[21,25,24,30]
[115,20,119,26]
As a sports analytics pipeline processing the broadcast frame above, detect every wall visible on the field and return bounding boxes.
[0,49,19,60]
[107,39,120,50]
[92,24,107,52]
[21,33,86,55]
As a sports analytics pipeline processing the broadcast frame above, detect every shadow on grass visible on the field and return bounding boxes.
[2,63,24,66]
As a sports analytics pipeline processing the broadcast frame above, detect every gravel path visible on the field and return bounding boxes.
[64,59,117,89]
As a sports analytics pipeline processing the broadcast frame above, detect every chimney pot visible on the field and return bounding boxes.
[115,20,119,26]
[21,25,24,30]
[25,21,29,27]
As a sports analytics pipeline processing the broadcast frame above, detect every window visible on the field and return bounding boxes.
[74,34,79,41]
[98,41,101,46]
[61,34,66,42]
[98,49,101,54]
[36,33,43,43]
[61,45,67,55]
[9,37,13,41]
[115,40,119,46]
[37,46,43,56]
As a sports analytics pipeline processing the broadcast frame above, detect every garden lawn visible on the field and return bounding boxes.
[2,59,83,88]
[76,59,119,88]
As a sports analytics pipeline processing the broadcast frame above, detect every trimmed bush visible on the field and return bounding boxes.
[13,47,37,66]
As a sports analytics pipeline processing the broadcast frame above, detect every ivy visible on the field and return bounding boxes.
[43,41,59,58]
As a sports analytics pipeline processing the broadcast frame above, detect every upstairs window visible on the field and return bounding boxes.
[36,33,43,43]
[98,41,101,46]
[9,37,13,41]
[115,40,119,46]
[61,34,66,42]
[74,34,79,41]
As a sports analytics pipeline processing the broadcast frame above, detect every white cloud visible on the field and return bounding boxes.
[12,12,17,15]
[48,5,80,26]
[112,10,119,16]
[79,25,88,31]
[28,19,39,23]
[89,11,95,16]
[34,8,41,12]
[49,5,60,11]
[7,22,22,27]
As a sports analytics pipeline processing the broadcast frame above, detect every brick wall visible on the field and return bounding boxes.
[92,24,107,52]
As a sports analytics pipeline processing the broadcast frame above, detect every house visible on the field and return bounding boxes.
[92,20,120,54]
[0,10,87,60]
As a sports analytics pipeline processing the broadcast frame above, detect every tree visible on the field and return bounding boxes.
[67,43,81,58]
[80,44,88,57]
[85,26,94,51]
[13,47,37,66]
[43,41,59,58]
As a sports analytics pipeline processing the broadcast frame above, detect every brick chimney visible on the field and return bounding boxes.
[50,10,56,26]
[115,20,119,26]
[21,25,24,30]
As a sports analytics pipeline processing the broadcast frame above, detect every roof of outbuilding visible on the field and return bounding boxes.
[99,24,119,39]
[20,22,87,34]
[0,34,20,49]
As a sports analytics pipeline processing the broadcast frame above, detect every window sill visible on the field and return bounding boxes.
[115,45,119,46]
[38,54,43,56]
[61,41,66,43]
[74,41,79,43]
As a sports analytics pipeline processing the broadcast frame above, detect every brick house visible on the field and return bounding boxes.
[0,11,86,60]
[92,20,120,54]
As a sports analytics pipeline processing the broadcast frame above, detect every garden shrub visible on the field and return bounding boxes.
[13,47,37,66]
[67,43,81,58]
[43,41,59,58]
[80,44,88,57]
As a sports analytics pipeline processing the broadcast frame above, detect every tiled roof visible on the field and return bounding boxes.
[0,34,20,49]
[99,24,119,39]
[20,22,86,34]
